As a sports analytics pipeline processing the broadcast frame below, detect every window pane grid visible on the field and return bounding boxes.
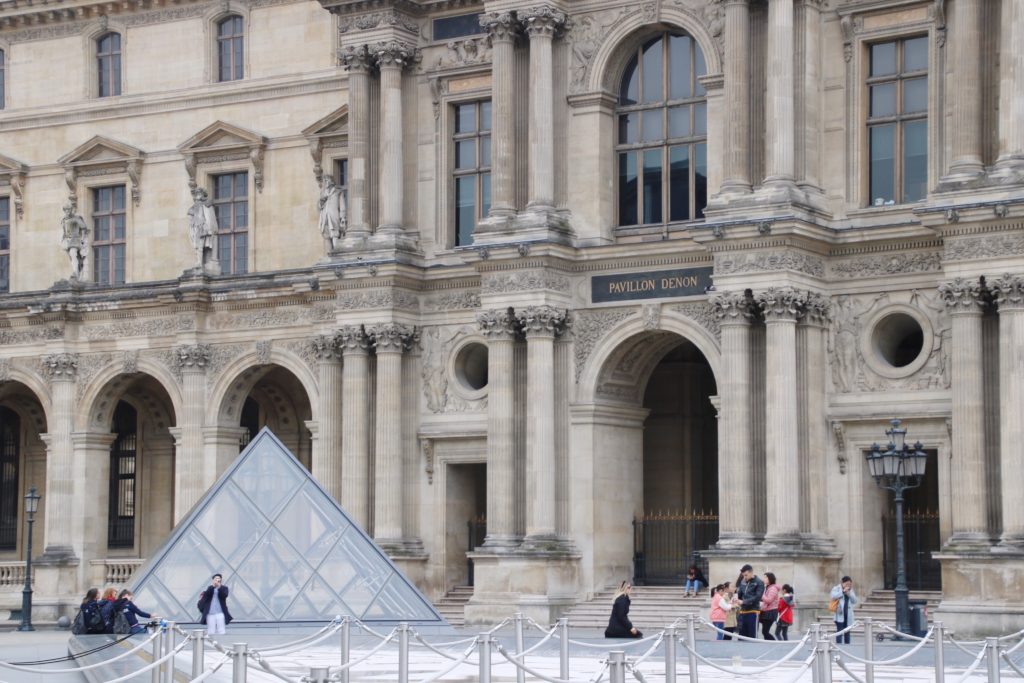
[213,172,249,274]
[97,33,122,97]
[92,186,127,285]
[217,16,244,82]
[452,100,491,247]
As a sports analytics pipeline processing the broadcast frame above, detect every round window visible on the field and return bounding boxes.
[872,312,925,368]
[454,342,488,391]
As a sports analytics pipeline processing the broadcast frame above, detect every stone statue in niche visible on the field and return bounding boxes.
[318,175,347,253]
[187,187,219,273]
[829,293,888,392]
[60,202,89,280]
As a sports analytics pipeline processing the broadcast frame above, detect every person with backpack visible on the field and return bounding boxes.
[776,584,795,641]
[72,588,108,635]
[98,587,118,634]
[113,589,156,635]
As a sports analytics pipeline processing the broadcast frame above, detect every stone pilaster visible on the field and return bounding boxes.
[369,323,417,549]
[175,344,210,522]
[948,0,984,177]
[40,353,78,561]
[764,0,795,187]
[70,431,115,576]
[710,292,755,546]
[800,294,832,545]
[480,12,519,227]
[992,274,1024,547]
[522,6,566,213]
[477,308,520,548]
[339,325,370,529]
[757,288,805,545]
[939,278,991,547]
[311,334,343,503]
[996,0,1024,173]
[340,46,373,239]
[720,0,751,194]
[374,41,417,234]
[517,306,569,544]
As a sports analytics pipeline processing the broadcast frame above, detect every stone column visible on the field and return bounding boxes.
[992,275,1024,546]
[711,293,755,545]
[522,6,566,211]
[997,0,1024,172]
[40,354,78,560]
[339,325,370,529]
[369,323,416,547]
[757,288,805,544]
[175,345,210,522]
[517,306,568,543]
[311,334,343,502]
[374,41,416,234]
[477,308,520,547]
[340,46,373,239]
[939,278,990,546]
[948,0,984,176]
[801,294,831,542]
[482,12,519,220]
[764,0,795,187]
[721,0,751,193]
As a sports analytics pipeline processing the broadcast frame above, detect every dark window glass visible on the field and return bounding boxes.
[668,146,690,222]
[432,13,483,41]
[92,185,127,285]
[619,113,638,144]
[451,100,491,247]
[108,401,136,549]
[903,120,928,203]
[871,42,897,77]
[903,36,928,72]
[903,77,927,113]
[641,38,663,103]
[641,110,662,142]
[455,176,476,248]
[668,106,689,138]
[618,152,638,226]
[870,83,896,117]
[0,406,18,551]
[0,50,6,110]
[333,158,349,205]
[869,124,896,205]
[642,149,662,223]
[97,32,122,97]
[669,35,691,100]
[694,143,707,219]
[620,54,639,106]
[0,197,8,293]
[217,15,244,82]
[213,171,249,274]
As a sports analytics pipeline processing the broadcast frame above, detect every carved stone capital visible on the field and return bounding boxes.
[373,40,419,70]
[516,305,570,338]
[337,325,370,353]
[710,291,754,325]
[42,353,78,381]
[368,323,418,352]
[938,278,985,315]
[521,5,568,38]
[991,274,1024,312]
[476,308,520,340]
[310,334,341,362]
[481,11,520,42]
[802,293,833,327]
[756,287,807,322]
[176,344,211,371]
[340,44,374,72]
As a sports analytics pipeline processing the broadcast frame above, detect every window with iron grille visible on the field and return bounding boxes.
[97,32,122,97]
[108,401,137,549]
[217,16,244,82]
[92,185,126,285]
[0,407,18,551]
[0,197,9,293]
[867,36,928,206]
[213,172,248,275]
[452,100,491,247]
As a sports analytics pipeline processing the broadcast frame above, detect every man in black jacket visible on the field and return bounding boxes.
[198,573,232,636]
[736,564,765,640]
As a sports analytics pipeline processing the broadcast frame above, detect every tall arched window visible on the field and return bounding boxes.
[97,32,122,97]
[0,407,19,551]
[217,16,245,82]
[108,401,137,549]
[616,32,707,227]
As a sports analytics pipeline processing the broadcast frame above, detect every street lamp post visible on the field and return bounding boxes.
[864,419,928,636]
[18,486,40,632]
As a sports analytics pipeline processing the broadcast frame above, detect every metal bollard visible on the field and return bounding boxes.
[933,621,945,683]
[685,614,699,683]
[987,637,1001,682]
[608,651,626,683]
[151,623,163,683]
[664,625,677,683]
[478,633,492,683]
[817,637,833,683]
[513,613,526,683]
[162,621,176,683]
[397,622,409,683]
[191,629,206,681]
[559,617,570,681]
[339,616,351,683]
[307,666,330,683]
[863,617,874,683]
[231,643,248,683]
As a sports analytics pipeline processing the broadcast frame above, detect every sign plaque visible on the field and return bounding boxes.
[591,267,713,303]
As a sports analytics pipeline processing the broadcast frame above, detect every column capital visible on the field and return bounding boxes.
[368,323,419,352]
[711,291,755,324]
[338,325,370,353]
[481,11,521,42]
[175,344,211,372]
[340,44,374,73]
[42,353,78,381]
[756,287,807,322]
[939,278,987,314]
[476,308,520,340]
[372,40,420,70]
[991,274,1024,311]
[516,305,570,338]
[310,334,341,362]
[521,5,568,38]
[802,292,833,327]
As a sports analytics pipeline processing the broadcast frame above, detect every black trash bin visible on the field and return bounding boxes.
[907,601,928,637]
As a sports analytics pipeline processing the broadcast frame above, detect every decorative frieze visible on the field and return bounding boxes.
[336,289,418,311]
[516,306,570,337]
[255,340,273,365]
[338,10,419,35]
[422,290,481,312]
[42,353,79,381]
[481,270,570,294]
[476,308,520,339]
[571,308,636,381]
[945,233,1024,262]
[674,302,720,341]
[714,251,825,278]
[0,325,64,345]
[83,315,194,340]
[121,350,139,375]
[829,251,942,279]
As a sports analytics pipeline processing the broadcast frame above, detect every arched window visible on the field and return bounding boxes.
[0,407,19,551]
[217,15,244,82]
[97,32,122,97]
[616,32,707,227]
[108,401,137,549]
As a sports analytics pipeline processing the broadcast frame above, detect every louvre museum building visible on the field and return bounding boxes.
[0,0,1019,634]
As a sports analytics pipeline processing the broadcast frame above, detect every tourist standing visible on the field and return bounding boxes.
[759,572,780,640]
[198,573,233,636]
[736,564,764,640]
[722,582,739,640]
[605,581,643,638]
[830,576,857,644]
[776,584,794,641]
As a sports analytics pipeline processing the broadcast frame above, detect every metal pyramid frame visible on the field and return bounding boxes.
[130,427,445,624]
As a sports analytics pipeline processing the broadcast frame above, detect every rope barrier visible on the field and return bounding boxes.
[494,642,598,683]
[253,618,343,655]
[627,633,664,667]
[563,632,663,650]
[589,661,609,683]
[411,633,479,648]
[780,652,817,683]
[11,630,140,665]
[831,619,862,639]
[676,632,812,675]
[411,630,469,661]
[332,627,399,672]
[1002,650,1024,678]
[1003,633,1024,655]
[946,635,987,658]
[626,662,647,683]
[954,640,989,683]
[835,627,934,665]
[946,626,1024,645]
[186,653,232,683]
[506,622,560,659]
[414,639,478,683]
[97,634,192,683]
[833,651,867,683]
[203,635,231,655]
[699,617,817,644]
[876,622,931,642]
[0,628,166,673]
[249,650,303,683]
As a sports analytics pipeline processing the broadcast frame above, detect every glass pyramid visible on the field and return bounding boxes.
[130,428,445,624]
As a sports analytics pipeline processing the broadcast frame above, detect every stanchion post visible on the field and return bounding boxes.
[151,623,163,683]
[163,621,176,683]
[397,622,409,683]
[933,621,945,683]
[685,614,699,683]
[987,637,1001,682]
[664,625,677,683]
[191,629,206,681]
[609,651,626,683]
[818,637,833,683]
[339,616,351,683]
[810,636,821,683]
[478,633,492,683]
[863,617,874,683]
[559,617,570,681]
[513,613,526,683]
[231,643,247,683]
[308,666,330,683]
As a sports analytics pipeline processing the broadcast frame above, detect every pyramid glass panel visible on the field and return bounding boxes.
[128,428,444,624]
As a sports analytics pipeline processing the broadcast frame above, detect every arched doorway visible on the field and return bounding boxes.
[224,365,312,471]
[0,382,47,561]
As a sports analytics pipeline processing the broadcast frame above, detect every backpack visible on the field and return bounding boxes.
[71,609,86,635]
[113,610,132,635]
[82,602,106,634]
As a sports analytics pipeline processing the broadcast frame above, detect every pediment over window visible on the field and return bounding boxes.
[0,153,28,219]
[302,106,348,182]
[58,135,144,207]
[178,121,267,192]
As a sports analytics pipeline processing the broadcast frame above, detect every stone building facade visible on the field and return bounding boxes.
[0,0,1019,634]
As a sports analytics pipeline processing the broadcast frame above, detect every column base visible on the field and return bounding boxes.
[182,263,221,278]
[713,532,761,550]
[942,531,993,552]
[480,534,523,551]
[367,230,419,253]
[512,207,574,244]
[474,212,516,243]
[36,546,78,564]
[933,549,1024,637]
[463,549,580,626]
[519,535,577,554]
[990,158,1024,185]
[996,533,1024,550]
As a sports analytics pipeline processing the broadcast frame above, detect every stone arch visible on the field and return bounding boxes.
[584,6,723,96]
[0,367,51,432]
[77,359,182,432]
[208,348,318,426]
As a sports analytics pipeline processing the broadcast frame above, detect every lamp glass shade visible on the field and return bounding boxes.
[889,419,906,451]
[882,447,900,477]
[907,449,928,477]
[866,445,882,478]
[24,487,39,515]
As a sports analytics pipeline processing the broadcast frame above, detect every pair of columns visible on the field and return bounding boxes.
[482,7,567,222]
[476,306,570,549]
[712,288,830,547]
[341,42,418,236]
[940,276,1024,549]
[312,324,418,548]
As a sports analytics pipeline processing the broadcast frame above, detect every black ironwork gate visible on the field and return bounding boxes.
[466,517,487,587]
[633,512,718,585]
[882,510,941,591]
